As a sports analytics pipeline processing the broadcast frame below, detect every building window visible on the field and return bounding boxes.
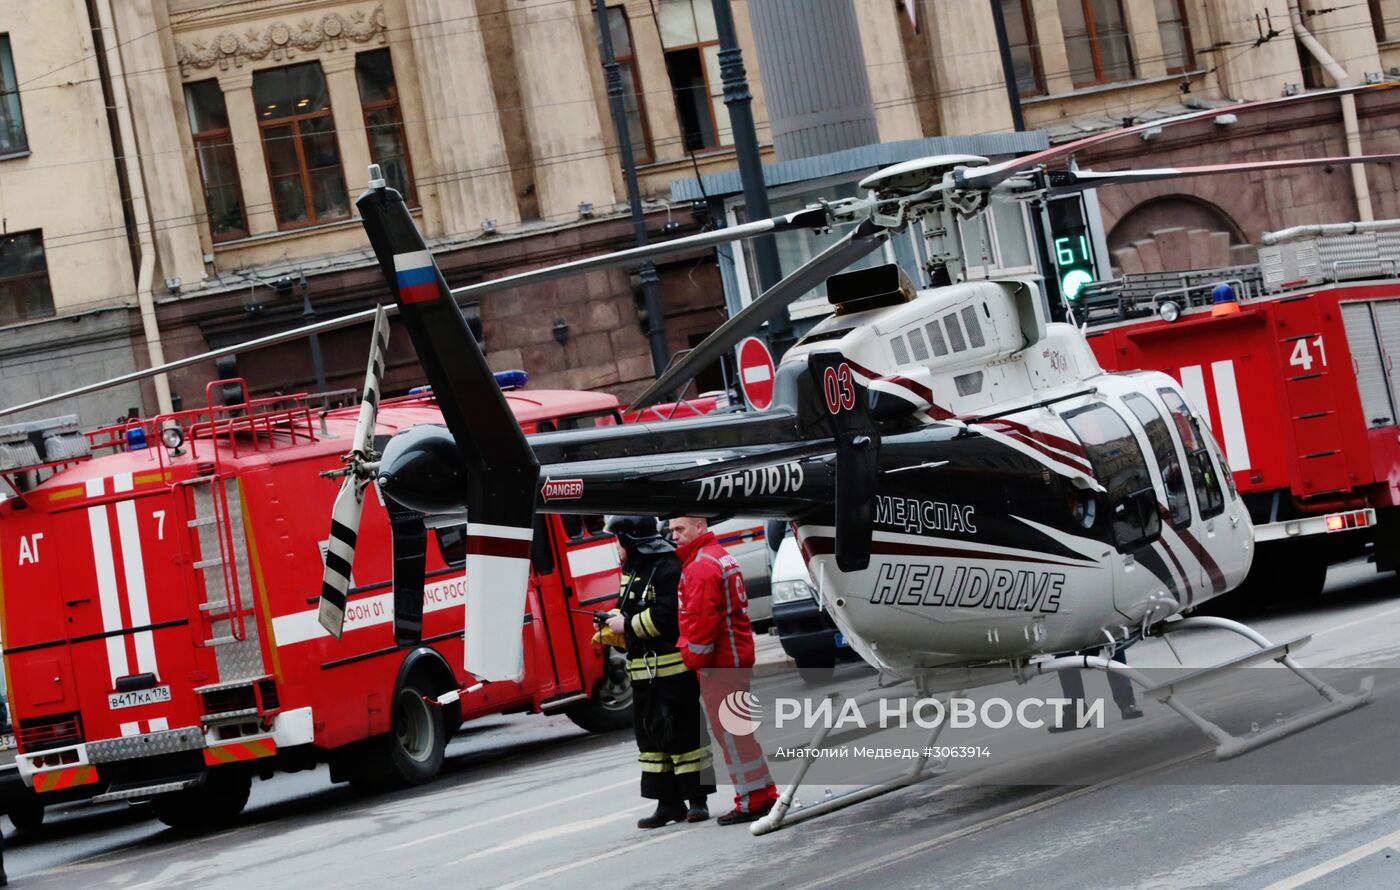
[0,35,28,156]
[253,62,350,229]
[1156,0,1195,73]
[659,0,730,151]
[602,7,654,165]
[355,50,416,205]
[1000,1,1045,96]
[1058,0,1135,86]
[0,231,54,325]
[184,80,247,241]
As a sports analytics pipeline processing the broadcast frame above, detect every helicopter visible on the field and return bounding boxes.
[310,85,1397,831]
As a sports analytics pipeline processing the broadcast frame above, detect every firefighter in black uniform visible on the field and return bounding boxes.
[599,515,715,828]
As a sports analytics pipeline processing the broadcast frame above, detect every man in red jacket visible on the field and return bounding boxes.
[669,515,780,826]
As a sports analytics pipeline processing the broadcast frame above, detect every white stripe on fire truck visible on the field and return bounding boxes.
[1178,365,1211,429]
[120,722,139,737]
[1210,359,1252,470]
[566,543,620,578]
[273,572,475,646]
[112,473,160,678]
[85,477,129,685]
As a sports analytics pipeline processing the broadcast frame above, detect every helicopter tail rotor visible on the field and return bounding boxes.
[317,304,392,638]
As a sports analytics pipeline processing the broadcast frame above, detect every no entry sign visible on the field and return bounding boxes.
[737,336,776,410]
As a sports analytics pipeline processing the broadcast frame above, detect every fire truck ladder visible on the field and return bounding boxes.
[187,474,266,683]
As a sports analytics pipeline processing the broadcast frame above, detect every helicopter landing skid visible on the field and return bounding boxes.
[750,679,953,837]
[1025,615,1372,762]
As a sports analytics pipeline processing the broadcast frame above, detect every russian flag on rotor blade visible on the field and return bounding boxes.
[395,251,439,304]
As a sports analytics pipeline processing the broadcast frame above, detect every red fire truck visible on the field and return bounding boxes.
[1079,225,1400,606]
[0,375,628,827]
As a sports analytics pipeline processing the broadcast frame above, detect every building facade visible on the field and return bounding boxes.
[4,0,1400,422]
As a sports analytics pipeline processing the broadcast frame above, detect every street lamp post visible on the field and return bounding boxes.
[710,0,793,358]
[593,0,671,385]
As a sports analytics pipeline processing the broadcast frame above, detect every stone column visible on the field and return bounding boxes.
[1122,0,1167,80]
[1207,1,1303,99]
[406,0,518,236]
[321,51,374,199]
[925,0,1014,134]
[222,72,278,236]
[509,0,613,222]
[1300,0,1381,82]
[852,0,921,142]
[112,0,206,287]
[1030,0,1073,95]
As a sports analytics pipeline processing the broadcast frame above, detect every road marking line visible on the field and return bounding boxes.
[444,806,648,866]
[1260,826,1400,890]
[1311,602,1400,641]
[387,776,636,850]
[495,824,699,890]
[786,748,1206,890]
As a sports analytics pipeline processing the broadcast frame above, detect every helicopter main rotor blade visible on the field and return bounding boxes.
[1041,152,1400,194]
[958,81,1400,192]
[447,206,833,302]
[628,218,888,412]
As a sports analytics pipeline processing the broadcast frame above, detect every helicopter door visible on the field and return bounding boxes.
[1158,388,1226,592]
[1059,403,1162,618]
[1123,392,1196,606]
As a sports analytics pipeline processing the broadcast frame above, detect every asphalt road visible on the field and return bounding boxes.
[8,558,1400,889]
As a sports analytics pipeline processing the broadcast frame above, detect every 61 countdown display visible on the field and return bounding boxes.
[1046,194,1100,304]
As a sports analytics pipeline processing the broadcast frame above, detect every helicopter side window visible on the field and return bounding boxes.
[1158,388,1225,520]
[890,335,911,364]
[1062,403,1161,551]
[943,312,968,352]
[906,327,930,361]
[1123,393,1191,529]
[924,320,949,356]
[960,306,986,348]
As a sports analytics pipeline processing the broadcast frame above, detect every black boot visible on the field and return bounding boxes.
[637,799,687,830]
[686,798,710,822]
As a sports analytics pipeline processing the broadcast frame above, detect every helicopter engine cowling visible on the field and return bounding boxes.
[376,424,469,514]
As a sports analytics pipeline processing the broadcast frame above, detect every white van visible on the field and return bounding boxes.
[770,533,845,668]
[709,518,772,632]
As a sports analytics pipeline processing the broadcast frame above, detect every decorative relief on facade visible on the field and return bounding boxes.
[175,6,387,76]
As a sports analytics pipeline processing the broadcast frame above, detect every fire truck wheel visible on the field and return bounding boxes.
[565,649,633,734]
[385,681,446,786]
[151,769,252,830]
[6,795,44,832]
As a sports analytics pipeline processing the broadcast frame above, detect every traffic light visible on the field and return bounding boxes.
[1046,195,1099,304]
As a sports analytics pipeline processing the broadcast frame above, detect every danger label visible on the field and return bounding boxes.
[541,478,584,501]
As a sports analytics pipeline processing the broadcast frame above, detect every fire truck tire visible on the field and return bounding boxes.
[6,795,44,832]
[383,680,446,787]
[565,649,633,734]
[151,769,251,830]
